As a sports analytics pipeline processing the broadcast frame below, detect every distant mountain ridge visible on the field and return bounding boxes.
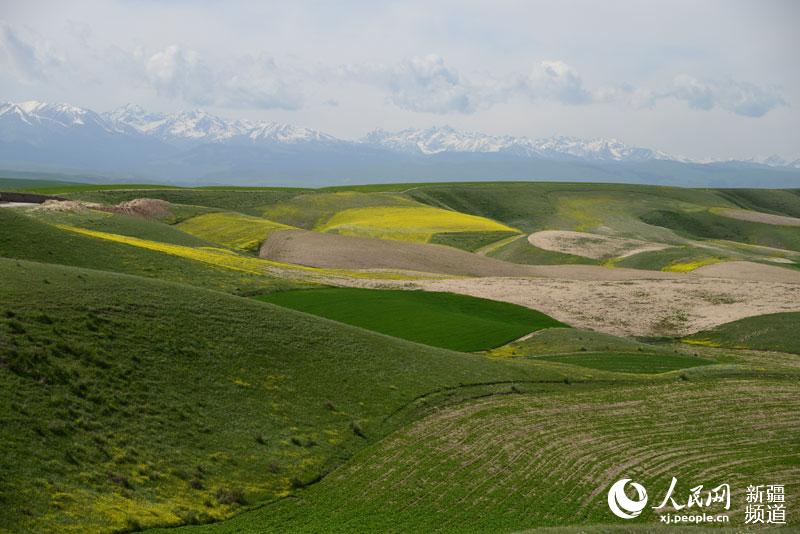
[1,100,799,186]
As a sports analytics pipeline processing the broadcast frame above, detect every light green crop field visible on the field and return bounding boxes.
[258,288,567,352]
[3,180,800,534]
[163,378,800,533]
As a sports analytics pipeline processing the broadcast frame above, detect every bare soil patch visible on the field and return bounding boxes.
[261,230,682,280]
[32,198,172,219]
[340,276,800,337]
[717,208,800,227]
[528,230,670,259]
[693,260,800,284]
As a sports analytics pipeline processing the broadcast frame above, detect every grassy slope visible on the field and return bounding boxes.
[407,183,731,233]
[170,378,800,533]
[28,209,215,248]
[0,209,296,294]
[486,235,599,265]
[64,189,302,216]
[641,209,800,252]
[262,191,418,229]
[0,258,557,533]
[683,312,800,354]
[429,230,520,252]
[488,328,656,356]
[0,177,88,191]
[258,288,567,352]
[177,212,294,251]
[533,352,713,374]
[716,188,800,218]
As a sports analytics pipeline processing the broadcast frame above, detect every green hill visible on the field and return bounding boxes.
[0,258,564,533]
[0,209,295,294]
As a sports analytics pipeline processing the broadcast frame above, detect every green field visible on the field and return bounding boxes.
[258,288,567,352]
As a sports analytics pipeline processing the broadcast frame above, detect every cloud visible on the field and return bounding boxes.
[515,60,593,105]
[635,74,787,117]
[670,75,786,117]
[343,54,481,114]
[144,45,302,110]
[0,21,62,83]
[145,46,215,104]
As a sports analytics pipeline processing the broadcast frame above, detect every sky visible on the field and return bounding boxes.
[0,0,798,160]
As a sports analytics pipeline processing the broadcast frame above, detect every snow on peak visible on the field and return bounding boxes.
[102,105,334,145]
[361,127,673,162]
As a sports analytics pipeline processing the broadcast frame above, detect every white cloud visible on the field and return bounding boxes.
[144,45,302,110]
[343,54,481,114]
[0,21,62,83]
[516,60,593,105]
[634,74,788,117]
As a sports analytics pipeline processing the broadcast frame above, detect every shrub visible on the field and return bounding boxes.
[215,487,246,506]
[350,420,366,439]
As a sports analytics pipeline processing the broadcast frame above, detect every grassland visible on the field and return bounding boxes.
[258,288,566,352]
[177,212,295,251]
[0,258,561,533]
[168,378,800,532]
[3,179,800,533]
[683,312,800,354]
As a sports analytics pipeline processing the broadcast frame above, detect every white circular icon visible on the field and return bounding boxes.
[608,478,648,519]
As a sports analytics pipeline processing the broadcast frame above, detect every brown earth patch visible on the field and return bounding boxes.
[32,198,172,219]
[528,230,670,260]
[339,276,800,337]
[693,260,800,284]
[717,208,800,227]
[261,229,683,280]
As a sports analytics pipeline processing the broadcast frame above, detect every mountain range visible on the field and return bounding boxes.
[1,100,799,187]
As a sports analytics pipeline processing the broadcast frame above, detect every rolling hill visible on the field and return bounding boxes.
[2,178,799,533]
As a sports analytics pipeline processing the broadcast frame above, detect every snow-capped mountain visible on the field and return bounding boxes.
[743,155,800,169]
[102,104,338,146]
[1,100,799,186]
[1,101,126,138]
[361,126,675,162]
